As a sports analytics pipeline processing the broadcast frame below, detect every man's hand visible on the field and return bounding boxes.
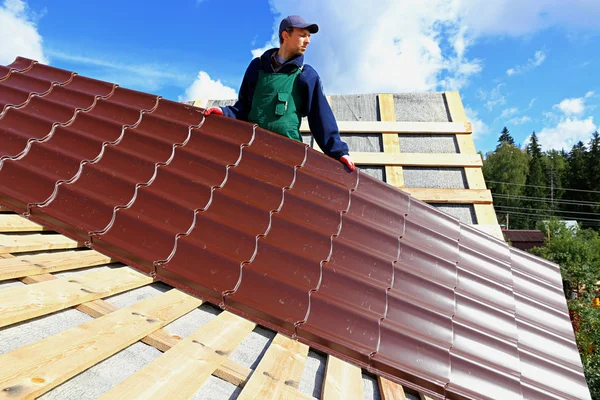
[340,155,355,171]
[204,107,223,116]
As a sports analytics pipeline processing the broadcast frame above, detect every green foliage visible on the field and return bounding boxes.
[523,133,548,222]
[483,142,529,228]
[569,300,600,399]
[532,220,600,300]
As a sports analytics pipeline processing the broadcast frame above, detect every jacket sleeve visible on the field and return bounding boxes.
[302,66,349,159]
[221,58,260,121]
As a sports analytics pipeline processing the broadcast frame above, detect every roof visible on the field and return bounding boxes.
[503,230,546,243]
[0,57,592,399]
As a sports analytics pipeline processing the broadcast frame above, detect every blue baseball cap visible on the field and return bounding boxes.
[279,15,319,35]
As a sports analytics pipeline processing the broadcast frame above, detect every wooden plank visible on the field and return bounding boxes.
[378,376,407,400]
[419,393,435,400]
[350,152,482,167]
[445,91,501,234]
[0,233,83,254]
[17,269,253,387]
[0,250,113,281]
[0,206,10,212]
[473,223,504,240]
[0,289,202,399]
[238,334,309,399]
[192,99,208,108]
[378,94,404,188]
[401,188,493,204]
[322,355,364,400]
[0,267,153,329]
[0,214,47,232]
[300,120,471,134]
[99,312,255,399]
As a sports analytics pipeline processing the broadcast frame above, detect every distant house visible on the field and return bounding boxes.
[503,229,545,251]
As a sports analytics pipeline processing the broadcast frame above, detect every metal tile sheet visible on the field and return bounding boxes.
[0,58,591,400]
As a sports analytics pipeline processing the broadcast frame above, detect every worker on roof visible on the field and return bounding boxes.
[205,15,355,171]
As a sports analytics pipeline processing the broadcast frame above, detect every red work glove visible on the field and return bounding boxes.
[340,155,355,171]
[204,107,223,116]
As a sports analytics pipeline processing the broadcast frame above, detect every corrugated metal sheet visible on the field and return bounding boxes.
[0,58,590,400]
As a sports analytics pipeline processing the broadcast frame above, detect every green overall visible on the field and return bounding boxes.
[248,66,303,142]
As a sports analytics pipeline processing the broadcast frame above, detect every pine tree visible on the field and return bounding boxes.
[564,141,589,220]
[497,127,515,149]
[586,131,600,215]
[523,132,547,228]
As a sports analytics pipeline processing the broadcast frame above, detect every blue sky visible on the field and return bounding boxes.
[2,0,600,154]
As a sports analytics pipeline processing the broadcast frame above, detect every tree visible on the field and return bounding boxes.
[523,132,548,227]
[587,131,600,214]
[483,143,529,228]
[543,150,567,215]
[497,126,515,148]
[564,141,590,218]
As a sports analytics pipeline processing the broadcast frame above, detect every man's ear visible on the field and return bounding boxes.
[282,30,289,42]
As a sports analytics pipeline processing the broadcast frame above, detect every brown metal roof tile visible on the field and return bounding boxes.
[0,58,591,400]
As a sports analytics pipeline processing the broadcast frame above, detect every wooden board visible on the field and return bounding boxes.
[0,250,113,281]
[238,334,309,399]
[351,152,482,167]
[400,188,493,204]
[378,376,407,400]
[378,94,404,188]
[444,91,502,239]
[0,267,153,329]
[0,214,47,232]
[300,120,471,134]
[322,355,364,399]
[98,311,255,399]
[0,289,202,399]
[16,266,253,389]
[0,233,83,254]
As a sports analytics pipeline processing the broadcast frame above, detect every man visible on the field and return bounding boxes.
[205,15,355,171]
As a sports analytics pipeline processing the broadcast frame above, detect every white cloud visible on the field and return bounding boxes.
[528,98,537,109]
[506,50,546,76]
[507,116,532,125]
[536,117,597,151]
[0,0,47,65]
[250,1,600,95]
[500,107,519,118]
[478,83,506,111]
[48,50,192,92]
[180,71,237,102]
[465,106,489,138]
[553,92,594,116]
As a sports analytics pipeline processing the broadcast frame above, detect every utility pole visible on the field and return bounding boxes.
[506,213,509,230]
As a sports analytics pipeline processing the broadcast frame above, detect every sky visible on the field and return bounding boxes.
[2,0,600,155]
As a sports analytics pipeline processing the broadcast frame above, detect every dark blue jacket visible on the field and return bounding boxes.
[222,48,349,159]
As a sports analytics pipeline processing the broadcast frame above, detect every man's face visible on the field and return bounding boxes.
[283,28,311,56]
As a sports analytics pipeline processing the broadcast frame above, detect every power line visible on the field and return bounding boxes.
[492,193,600,207]
[494,205,600,217]
[486,180,600,194]
[492,210,600,224]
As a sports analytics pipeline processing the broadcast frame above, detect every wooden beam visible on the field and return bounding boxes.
[400,188,492,204]
[473,223,504,240]
[98,312,255,400]
[0,214,47,232]
[0,206,10,212]
[378,376,407,400]
[379,94,405,188]
[16,268,252,388]
[0,250,113,281]
[444,91,502,238]
[350,152,482,167]
[0,289,202,399]
[0,267,153,329]
[300,120,471,134]
[238,334,309,399]
[322,355,364,399]
[0,233,83,254]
